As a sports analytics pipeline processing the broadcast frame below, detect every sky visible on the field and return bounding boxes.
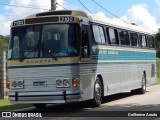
[0,0,160,35]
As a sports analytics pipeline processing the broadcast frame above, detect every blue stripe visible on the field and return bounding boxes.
[92,49,156,60]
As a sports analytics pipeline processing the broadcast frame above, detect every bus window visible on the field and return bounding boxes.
[130,32,138,47]
[108,28,118,45]
[92,25,105,44]
[139,35,147,48]
[147,35,155,49]
[118,30,130,46]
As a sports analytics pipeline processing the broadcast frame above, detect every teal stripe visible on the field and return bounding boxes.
[92,49,156,60]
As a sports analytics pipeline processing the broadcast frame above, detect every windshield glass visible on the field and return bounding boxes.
[8,24,79,59]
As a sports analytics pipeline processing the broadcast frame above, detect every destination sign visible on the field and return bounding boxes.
[13,20,25,26]
[60,16,74,22]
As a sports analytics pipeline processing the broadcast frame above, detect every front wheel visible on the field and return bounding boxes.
[92,77,103,107]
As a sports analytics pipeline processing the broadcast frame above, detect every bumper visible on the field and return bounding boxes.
[9,90,82,104]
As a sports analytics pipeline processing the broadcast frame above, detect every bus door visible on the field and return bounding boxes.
[81,25,92,59]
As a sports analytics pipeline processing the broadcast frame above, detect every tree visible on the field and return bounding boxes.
[155,33,160,58]
[0,35,9,57]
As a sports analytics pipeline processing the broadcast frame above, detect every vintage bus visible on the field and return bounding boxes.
[7,10,156,108]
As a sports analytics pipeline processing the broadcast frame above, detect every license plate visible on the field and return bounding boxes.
[33,81,46,87]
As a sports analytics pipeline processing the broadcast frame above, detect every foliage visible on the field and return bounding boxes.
[156,58,160,84]
[0,35,9,56]
[155,33,160,58]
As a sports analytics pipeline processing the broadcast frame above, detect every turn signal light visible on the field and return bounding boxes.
[72,77,80,87]
[6,80,10,89]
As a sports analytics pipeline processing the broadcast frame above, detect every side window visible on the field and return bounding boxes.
[130,32,139,47]
[147,35,155,49]
[92,25,105,44]
[99,26,105,44]
[139,34,147,48]
[118,30,130,46]
[108,28,118,45]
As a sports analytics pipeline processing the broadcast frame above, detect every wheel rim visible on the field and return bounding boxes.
[94,81,102,104]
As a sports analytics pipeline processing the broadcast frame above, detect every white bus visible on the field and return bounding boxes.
[7,10,156,108]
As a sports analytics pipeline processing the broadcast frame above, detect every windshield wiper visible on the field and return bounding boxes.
[19,50,38,62]
[47,50,58,61]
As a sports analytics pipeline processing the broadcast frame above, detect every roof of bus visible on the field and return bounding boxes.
[88,14,152,34]
[26,10,152,34]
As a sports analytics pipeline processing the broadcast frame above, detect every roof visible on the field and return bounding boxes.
[88,14,152,34]
[26,10,152,34]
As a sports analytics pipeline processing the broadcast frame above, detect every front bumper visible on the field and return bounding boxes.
[9,90,82,104]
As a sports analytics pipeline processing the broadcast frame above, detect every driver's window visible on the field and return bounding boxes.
[81,25,91,58]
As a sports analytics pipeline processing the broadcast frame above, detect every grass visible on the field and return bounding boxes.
[156,58,160,84]
[0,99,32,111]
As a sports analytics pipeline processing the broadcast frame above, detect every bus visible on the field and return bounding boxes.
[7,10,156,108]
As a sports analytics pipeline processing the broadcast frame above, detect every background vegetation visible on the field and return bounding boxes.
[0,35,9,57]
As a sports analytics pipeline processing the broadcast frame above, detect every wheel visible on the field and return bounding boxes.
[33,104,46,109]
[138,73,146,94]
[131,73,146,94]
[92,77,103,107]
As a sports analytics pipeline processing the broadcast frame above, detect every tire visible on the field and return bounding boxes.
[92,77,103,107]
[138,73,146,94]
[33,104,46,109]
[131,73,146,94]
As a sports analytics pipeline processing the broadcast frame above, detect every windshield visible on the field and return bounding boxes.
[8,24,79,59]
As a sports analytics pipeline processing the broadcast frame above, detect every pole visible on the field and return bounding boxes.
[0,52,7,99]
[51,0,57,10]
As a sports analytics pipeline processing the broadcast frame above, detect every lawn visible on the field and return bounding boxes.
[0,99,32,111]
[156,58,160,84]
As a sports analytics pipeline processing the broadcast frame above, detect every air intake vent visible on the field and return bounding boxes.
[36,11,72,17]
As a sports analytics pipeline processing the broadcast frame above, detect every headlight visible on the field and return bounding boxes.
[17,81,23,88]
[56,78,70,88]
[63,79,69,87]
[11,80,24,89]
[56,79,63,87]
[12,81,17,88]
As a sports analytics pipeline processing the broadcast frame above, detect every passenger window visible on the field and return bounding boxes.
[130,32,138,47]
[108,28,117,45]
[118,30,130,46]
[99,27,105,44]
[92,25,105,44]
[140,35,147,48]
[147,35,155,49]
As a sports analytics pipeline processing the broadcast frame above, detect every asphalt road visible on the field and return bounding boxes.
[1,85,160,120]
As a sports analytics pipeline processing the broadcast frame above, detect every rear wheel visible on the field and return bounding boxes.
[138,73,146,94]
[33,104,46,109]
[92,77,103,107]
[131,73,146,94]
